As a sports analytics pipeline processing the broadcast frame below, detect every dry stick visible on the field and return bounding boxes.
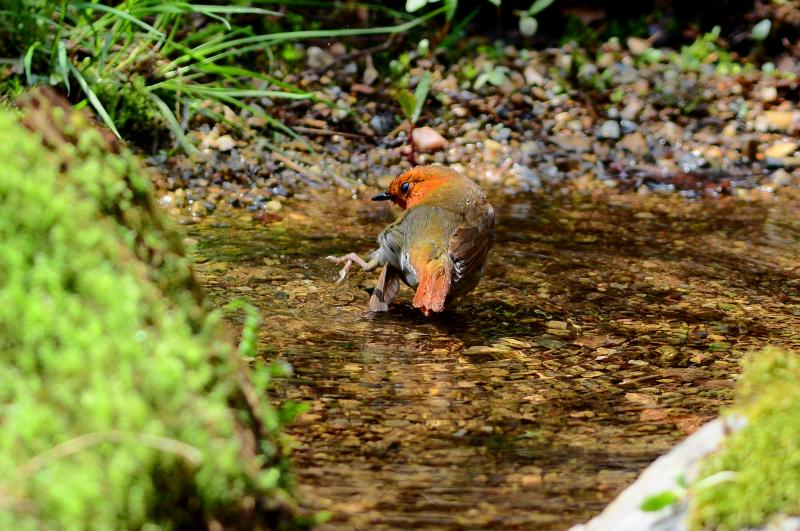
[271,150,355,189]
[304,36,398,77]
[15,431,203,479]
[581,93,599,123]
[404,122,419,166]
[270,150,325,183]
[292,126,365,138]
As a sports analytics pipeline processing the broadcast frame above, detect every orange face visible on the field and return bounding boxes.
[372,166,457,209]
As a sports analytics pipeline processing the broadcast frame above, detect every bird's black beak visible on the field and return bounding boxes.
[372,191,392,201]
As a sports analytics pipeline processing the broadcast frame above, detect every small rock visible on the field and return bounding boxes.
[493,127,512,142]
[369,114,394,136]
[770,168,794,186]
[596,347,617,356]
[329,42,346,56]
[627,37,651,56]
[524,66,545,86]
[619,119,637,134]
[350,83,374,95]
[759,85,778,102]
[552,135,592,152]
[616,132,648,156]
[757,110,795,132]
[411,126,448,152]
[216,134,235,152]
[620,100,643,121]
[598,120,621,139]
[451,106,468,118]
[722,122,737,137]
[763,141,798,159]
[341,62,358,75]
[519,474,542,487]
[520,141,540,156]
[625,393,657,406]
[363,66,379,86]
[640,409,668,422]
[189,201,206,216]
[265,199,282,213]
[306,46,334,69]
[173,188,186,207]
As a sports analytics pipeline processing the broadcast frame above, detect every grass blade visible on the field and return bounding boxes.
[73,2,165,38]
[57,40,69,94]
[161,6,446,71]
[68,62,121,139]
[147,91,198,155]
[411,71,432,124]
[23,42,40,85]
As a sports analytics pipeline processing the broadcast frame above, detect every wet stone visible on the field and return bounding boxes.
[598,120,621,139]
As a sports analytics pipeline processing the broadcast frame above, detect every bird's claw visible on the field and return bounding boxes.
[326,254,354,284]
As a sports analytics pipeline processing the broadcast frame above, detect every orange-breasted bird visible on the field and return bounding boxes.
[328,165,495,316]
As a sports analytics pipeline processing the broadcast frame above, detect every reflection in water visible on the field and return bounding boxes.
[188,189,800,529]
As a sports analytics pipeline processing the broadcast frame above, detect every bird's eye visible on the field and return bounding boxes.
[400,182,410,194]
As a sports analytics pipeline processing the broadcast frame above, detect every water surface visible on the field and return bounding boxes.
[188,188,800,529]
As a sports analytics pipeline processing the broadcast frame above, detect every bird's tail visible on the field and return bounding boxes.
[412,256,452,316]
[369,263,401,312]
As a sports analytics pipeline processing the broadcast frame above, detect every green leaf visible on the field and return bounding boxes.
[279,400,310,424]
[406,0,431,13]
[640,490,681,512]
[486,0,501,6]
[23,42,40,86]
[147,92,197,155]
[477,65,509,89]
[67,62,120,139]
[411,71,432,124]
[397,90,417,122]
[439,5,481,49]
[519,16,538,37]
[528,0,555,15]
[73,2,165,37]
[444,0,458,20]
[56,40,69,94]
[751,19,772,42]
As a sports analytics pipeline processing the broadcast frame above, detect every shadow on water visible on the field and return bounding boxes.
[187,188,800,530]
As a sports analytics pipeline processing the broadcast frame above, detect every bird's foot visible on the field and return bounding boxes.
[325,252,374,284]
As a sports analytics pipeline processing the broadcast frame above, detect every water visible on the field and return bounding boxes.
[187,188,800,529]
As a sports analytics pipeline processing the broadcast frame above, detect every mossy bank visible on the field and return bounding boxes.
[0,90,303,529]
[690,347,800,529]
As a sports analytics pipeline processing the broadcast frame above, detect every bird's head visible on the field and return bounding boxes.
[372,165,459,209]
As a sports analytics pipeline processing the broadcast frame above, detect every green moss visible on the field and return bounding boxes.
[689,347,800,530]
[0,94,299,529]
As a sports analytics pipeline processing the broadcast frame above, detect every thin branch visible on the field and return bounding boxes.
[15,430,203,479]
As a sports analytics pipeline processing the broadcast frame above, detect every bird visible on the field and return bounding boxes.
[327,165,495,316]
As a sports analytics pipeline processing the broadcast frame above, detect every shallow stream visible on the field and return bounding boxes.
[188,187,800,529]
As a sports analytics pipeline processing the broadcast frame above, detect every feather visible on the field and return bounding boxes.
[369,263,401,312]
[411,255,453,316]
[448,216,494,290]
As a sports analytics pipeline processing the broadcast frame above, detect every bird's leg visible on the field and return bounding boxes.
[326,253,380,284]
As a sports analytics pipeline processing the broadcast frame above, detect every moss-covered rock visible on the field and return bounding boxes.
[689,347,800,530]
[0,89,298,529]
